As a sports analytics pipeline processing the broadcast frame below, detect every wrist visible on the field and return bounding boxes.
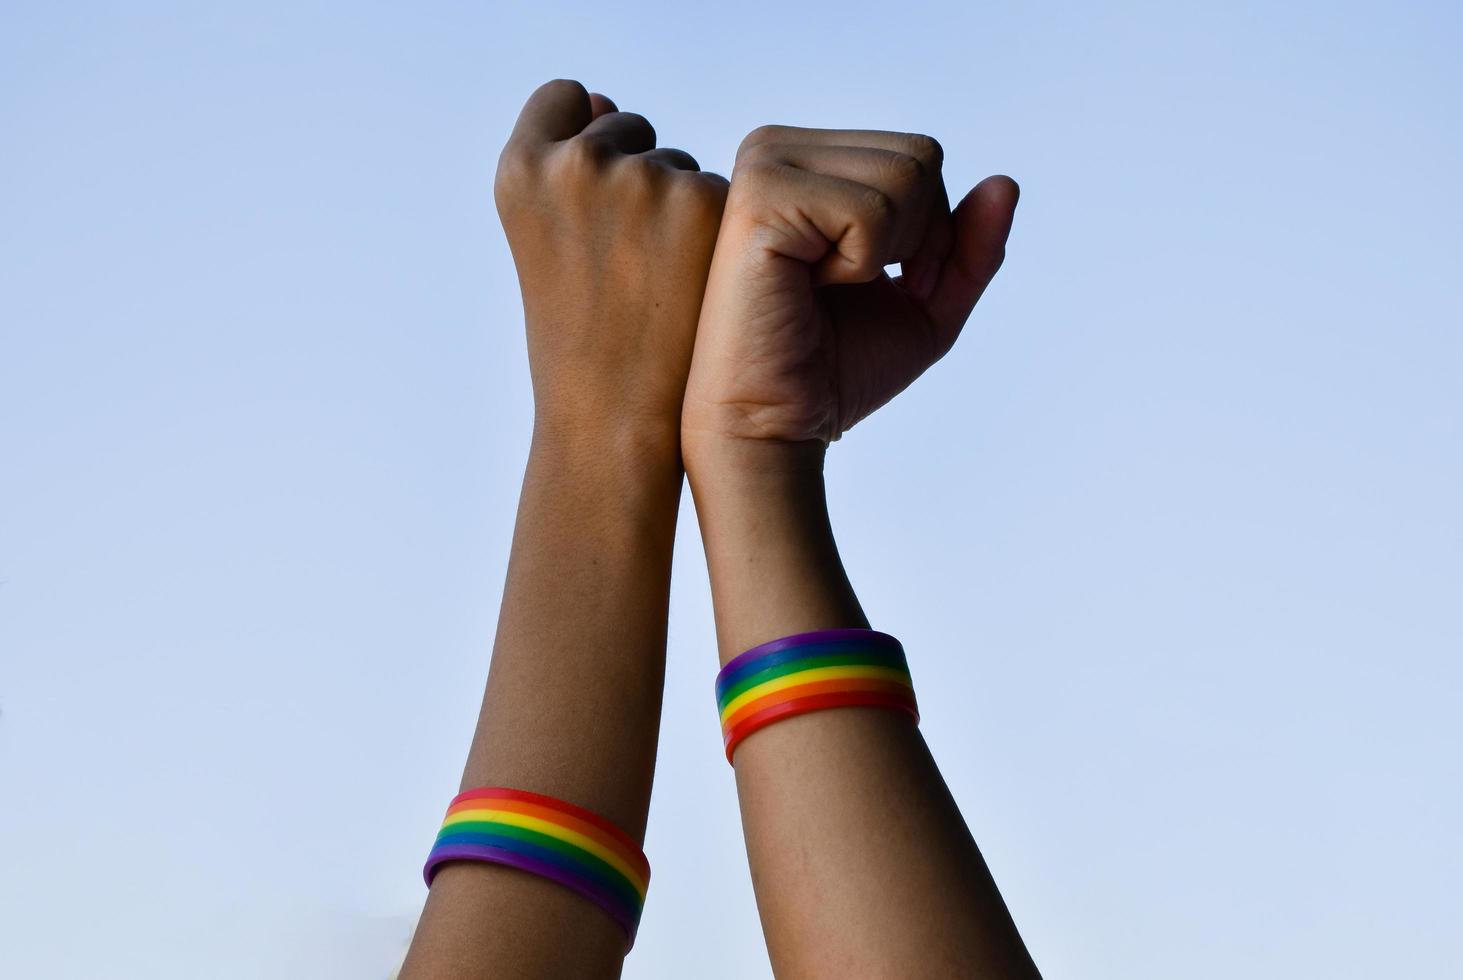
[684,436,829,555]
[519,416,684,570]
[685,437,866,660]
[532,411,683,478]
[682,433,826,497]
[526,414,686,534]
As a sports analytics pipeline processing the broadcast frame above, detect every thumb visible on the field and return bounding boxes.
[923,175,1019,348]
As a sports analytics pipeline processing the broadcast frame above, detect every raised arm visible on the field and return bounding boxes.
[681,126,1040,977]
[401,80,725,979]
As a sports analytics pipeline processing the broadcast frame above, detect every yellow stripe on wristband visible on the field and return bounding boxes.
[443,807,649,897]
[717,664,915,724]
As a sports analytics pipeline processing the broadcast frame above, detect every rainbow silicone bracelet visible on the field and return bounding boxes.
[716,628,919,763]
[423,787,650,945]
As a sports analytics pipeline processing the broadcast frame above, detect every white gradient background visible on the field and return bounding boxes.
[2,2,1460,977]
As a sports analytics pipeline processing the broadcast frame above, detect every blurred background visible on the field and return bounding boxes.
[2,1,1459,977]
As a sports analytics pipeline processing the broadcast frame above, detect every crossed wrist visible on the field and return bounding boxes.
[532,409,682,471]
[684,435,832,540]
[682,432,826,486]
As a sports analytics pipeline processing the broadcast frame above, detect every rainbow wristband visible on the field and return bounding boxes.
[716,628,919,763]
[423,787,650,945]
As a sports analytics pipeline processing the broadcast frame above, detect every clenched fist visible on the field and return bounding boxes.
[681,125,1018,454]
[496,79,728,443]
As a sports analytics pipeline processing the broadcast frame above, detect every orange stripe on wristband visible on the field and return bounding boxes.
[721,676,916,732]
[715,629,919,763]
[444,796,649,882]
[424,787,650,945]
[721,690,920,762]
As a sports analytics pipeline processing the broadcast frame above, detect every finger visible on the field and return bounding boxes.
[734,163,899,285]
[740,125,943,175]
[579,110,657,154]
[640,147,700,171]
[588,92,618,118]
[898,181,953,301]
[509,78,594,145]
[923,175,1020,343]
[748,144,935,260]
[692,170,731,195]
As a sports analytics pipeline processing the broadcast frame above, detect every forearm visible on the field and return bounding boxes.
[403,420,682,980]
[463,420,680,817]
[688,438,1038,979]
[690,439,866,656]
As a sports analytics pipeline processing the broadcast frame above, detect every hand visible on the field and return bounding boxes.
[681,126,1018,455]
[496,79,728,445]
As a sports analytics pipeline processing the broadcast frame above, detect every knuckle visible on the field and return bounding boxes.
[675,172,729,216]
[618,111,652,131]
[858,187,895,226]
[738,125,788,158]
[884,151,924,189]
[493,143,540,206]
[539,78,587,100]
[551,135,611,181]
[612,111,656,146]
[843,242,887,281]
[658,146,699,171]
[904,133,944,169]
[734,140,782,175]
[613,154,665,191]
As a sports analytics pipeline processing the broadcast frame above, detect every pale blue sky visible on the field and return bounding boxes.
[2,1,1460,977]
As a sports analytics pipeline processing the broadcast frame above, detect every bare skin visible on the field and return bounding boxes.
[400,79,725,980]
[682,127,1040,978]
[402,87,1037,977]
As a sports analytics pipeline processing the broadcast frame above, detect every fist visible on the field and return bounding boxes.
[682,125,1018,451]
[496,80,728,438]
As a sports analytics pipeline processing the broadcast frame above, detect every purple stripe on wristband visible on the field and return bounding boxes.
[425,843,640,941]
[718,628,902,675]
